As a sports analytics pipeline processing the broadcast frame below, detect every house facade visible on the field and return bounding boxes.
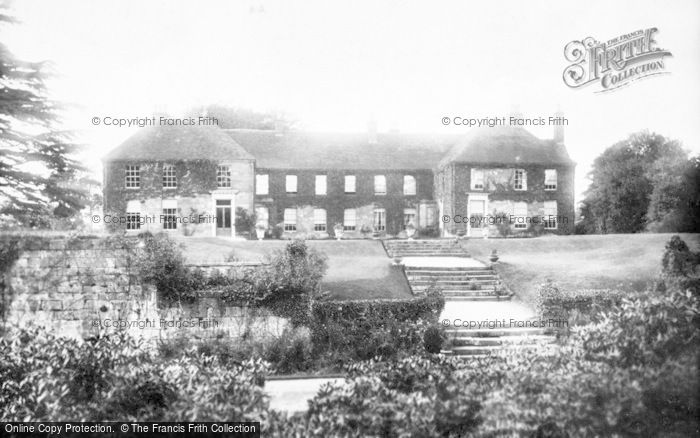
[102,123,575,238]
[102,126,255,237]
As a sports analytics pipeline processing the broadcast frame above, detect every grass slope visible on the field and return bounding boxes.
[462,233,700,305]
[178,238,412,300]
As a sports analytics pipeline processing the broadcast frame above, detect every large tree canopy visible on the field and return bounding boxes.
[186,104,295,131]
[0,9,88,226]
[579,131,699,234]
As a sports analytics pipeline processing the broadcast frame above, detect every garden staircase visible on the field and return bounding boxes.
[383,239,469,258]
[442,326,557,357]
[404,265,511,301]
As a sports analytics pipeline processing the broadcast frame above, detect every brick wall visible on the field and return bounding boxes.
[255,168,435,236]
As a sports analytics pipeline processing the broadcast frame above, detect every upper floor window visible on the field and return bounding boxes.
[343,208,356,231]
[544,169,557,190]
[256,174,269,195]
[315,175,327,195]
[471,169,484,190]
[284,208,297,231]
[217,165,231,188]
[162,164,176,189]
[345,175,356,194]
[514,169,527,191]
[544,201,558,229]
[403,175,417,195]
[285,175,297,194]
[314,208,327,231]
[125,165,140,188]
[374,175,386,195]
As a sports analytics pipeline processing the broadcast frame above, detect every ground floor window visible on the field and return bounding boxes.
[314,208,327,231]
[513,202,527,229]
[162,208,177,230]
[403,208,416,228]
[126,212,140,230]
[373,208,386,231]
[344,209,356,231]
[255,206,269,228]
[284,208,297,231]
[544,201,557,229]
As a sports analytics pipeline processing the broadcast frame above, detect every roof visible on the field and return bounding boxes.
[103,125,254,161]
[439,126,574,168]
[227,130,459,170]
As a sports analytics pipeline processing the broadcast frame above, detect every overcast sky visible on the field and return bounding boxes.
[4,0,700,205]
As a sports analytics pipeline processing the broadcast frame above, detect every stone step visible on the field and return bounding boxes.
[410,279,498,285]
[439,290,499,296]
[406,272,496,278]
[443,295,511,301]
[450,335,555,347]
[444,327,547,337]
[450,345,501,355]
[405,267,492,273]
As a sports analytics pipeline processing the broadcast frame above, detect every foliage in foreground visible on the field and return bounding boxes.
[0,328,269,422]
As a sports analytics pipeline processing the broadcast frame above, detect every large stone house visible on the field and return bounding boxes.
[435,125,575,236]
[102,123,575,238]
[102,126,255,237]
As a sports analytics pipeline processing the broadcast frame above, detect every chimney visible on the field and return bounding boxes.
[553,108,565,144]
[367,117,378,144]
[508,104,523,120]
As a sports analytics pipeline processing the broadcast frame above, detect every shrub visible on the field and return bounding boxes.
[134,232,196,302]
[234,207,256,238]
[659,235,700,295]
[535,281,624,330]
[263,327,313,374]
[0,325,269,422]
[423,324,445,354]
[309,294,445,362]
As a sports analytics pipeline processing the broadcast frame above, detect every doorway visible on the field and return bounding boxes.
[216,199,232,237]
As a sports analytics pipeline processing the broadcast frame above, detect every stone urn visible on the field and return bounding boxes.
[333,224,344,241]
[393,256,403,266]
[255,224,266,240]
[489,249,499,263]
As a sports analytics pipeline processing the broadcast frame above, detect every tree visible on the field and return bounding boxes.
[579,131,688,234]
[0,9,88,226]
[187,104,295,130]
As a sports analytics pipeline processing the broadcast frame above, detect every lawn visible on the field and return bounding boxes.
[461,233,700,305]
[177,237,412,300]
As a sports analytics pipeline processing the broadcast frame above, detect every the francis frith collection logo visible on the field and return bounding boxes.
[563,28,672,92]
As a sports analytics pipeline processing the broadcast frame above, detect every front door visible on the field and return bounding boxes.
[216,199,232,237]
[469,199,486,237]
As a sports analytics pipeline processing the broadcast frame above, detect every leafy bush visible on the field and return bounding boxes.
[308,293,444,363]
[422,324,445,354]
[536,280,624,330]
[134,232,197,302]
[234,207,256,238]
[263,327,314,374]
[276,356,482,437]
[0,326,269,422]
